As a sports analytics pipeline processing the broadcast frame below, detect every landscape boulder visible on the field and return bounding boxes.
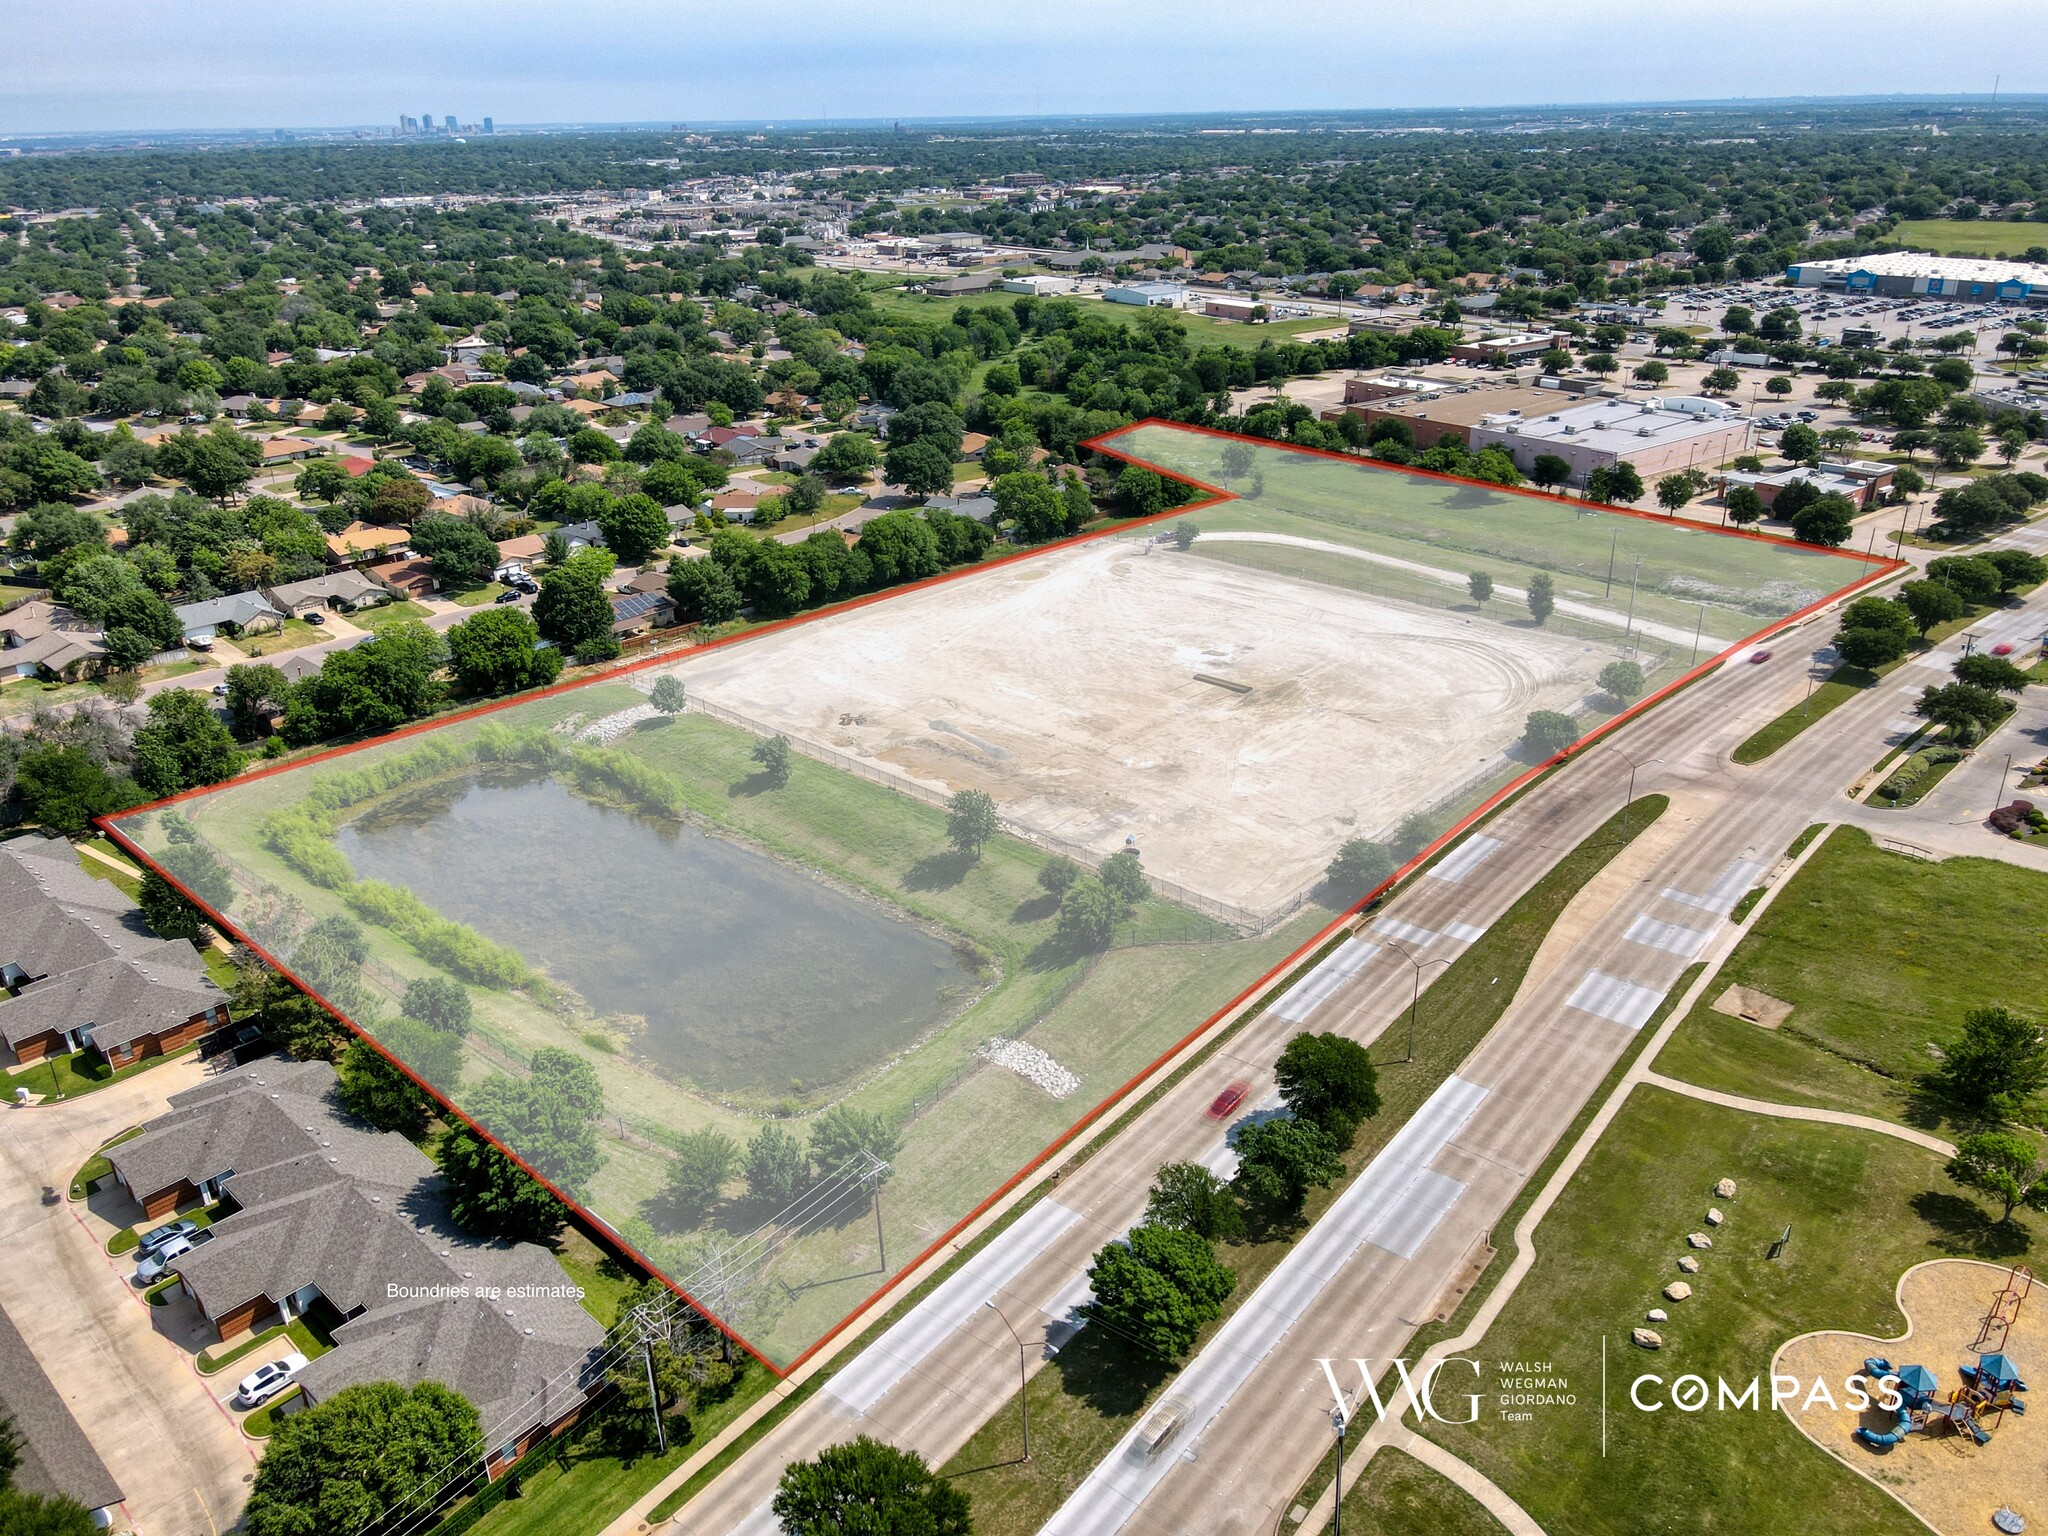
[1633,1328,1663,1350]
[1687,1232,1714,1249]
[1678,1255,1702,1274]
[1646,1307,1668,1323]
[1705,1208,1725,1226]
[1715,1178,1737,1199]
[1664,1281,1694,1302]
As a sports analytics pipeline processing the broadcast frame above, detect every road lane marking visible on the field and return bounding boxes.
[1661,858,1764,915]
[1623,914,1713,959]
[1564,970,1668,1030]
[1371,917,1439,946]
[1271,938,1381,1023]
[1428,835,1503,884]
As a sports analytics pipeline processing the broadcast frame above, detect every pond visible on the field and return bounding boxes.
[333,770,978,1095]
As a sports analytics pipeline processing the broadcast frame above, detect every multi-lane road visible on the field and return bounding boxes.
[654,530,2048,1536]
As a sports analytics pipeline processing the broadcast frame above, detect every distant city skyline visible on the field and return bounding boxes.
[1,0,2041,137]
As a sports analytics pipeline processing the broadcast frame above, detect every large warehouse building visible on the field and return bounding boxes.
[1787,251,2048,304]
[1467,397,1751,486]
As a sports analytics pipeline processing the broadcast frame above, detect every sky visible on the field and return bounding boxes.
[2,0,2042,136]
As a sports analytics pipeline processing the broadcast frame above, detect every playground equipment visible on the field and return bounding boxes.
[1852,1353,2029,1448]
[1974,1264,2034,1353]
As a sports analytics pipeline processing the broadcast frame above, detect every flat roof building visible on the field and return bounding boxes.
[1468,397,1751,487]
[1330,383,1567,450]
[1788,251,2048,305]
[1103,282,1183,307]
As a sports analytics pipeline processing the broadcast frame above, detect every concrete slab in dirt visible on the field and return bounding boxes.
[1712,984,1794,1029]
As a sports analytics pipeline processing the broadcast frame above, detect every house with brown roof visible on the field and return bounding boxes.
[260,436,321,464]
[326,521,411,563]
[369,557,438,601]
[1,599,106,682]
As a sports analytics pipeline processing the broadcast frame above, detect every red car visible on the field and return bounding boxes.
[1208,1081,1249,1119]
[1748,649,1772,664]
[1992,642,2015,657]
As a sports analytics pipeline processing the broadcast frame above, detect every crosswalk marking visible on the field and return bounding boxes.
[1428,834,1503,884]
[1564,970,1668,1030]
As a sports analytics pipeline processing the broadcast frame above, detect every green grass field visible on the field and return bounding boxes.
[1423,1084,2036,1535]
[1890,219,2048,259]
[934,798,1668,1536]
[863,280,1338,348]
[1324,1448,1508,1536]
[349,599,435,631]
[1652,826,2048,1133]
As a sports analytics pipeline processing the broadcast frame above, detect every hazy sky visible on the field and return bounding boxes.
[3,0,2040,135]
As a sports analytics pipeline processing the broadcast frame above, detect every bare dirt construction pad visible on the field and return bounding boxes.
[665,534,1607,922]
[1779,1259,2048,1534]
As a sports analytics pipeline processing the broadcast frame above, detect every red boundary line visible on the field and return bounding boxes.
[98,421,1903,1380]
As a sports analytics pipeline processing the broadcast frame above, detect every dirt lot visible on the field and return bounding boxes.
[666,535,1607,919]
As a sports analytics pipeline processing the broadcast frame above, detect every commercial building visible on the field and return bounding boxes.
[1000,274,1074,296]
[1467,397,1751,486]
[1328,382,1567,450]
[1787,251,2048,305]
[1103,282,1183,307]
[1450,332,1569,367]
[105,1060,606,1476]
[1715,459,1896,511]
[0,838,229,1069]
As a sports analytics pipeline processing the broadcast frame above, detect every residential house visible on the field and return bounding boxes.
[104,1061,606,1476]
[923,492,997,524]
[259,437,321,466]
[721,436,777,466]
[609,590,675,637]
[0,839,229,1069]
[0,599,105,681]
[601,391,657,411]
[267,570,390,614]
[494,533,547,575]
[958,432,990,461]
[707,486,767,524]
[173,591,284,645]
[0,1309,124,1528]
[368,557,438,601]
[556,520,606,552]
[325,522,411,564]
[664,412,712,438]
[444,336,493,364]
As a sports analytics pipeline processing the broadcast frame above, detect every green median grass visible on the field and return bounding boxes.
[931,797,1669,1536]
[1730,667,1878,764]
[1653,826,2048,1134]
[1327,1447,1508,1535]
[1421,1085,2035,1536]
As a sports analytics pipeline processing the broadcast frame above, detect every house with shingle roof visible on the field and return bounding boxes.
[0,1307,124,1527]
[0,839,228,1068]
[1,598,105,682]
[107,1061,607,1475]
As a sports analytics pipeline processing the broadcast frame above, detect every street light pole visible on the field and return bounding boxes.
[1600,742,1662,840]
[984,1300,1031,1463]
[1995,753,2014,820]
[1383,940,1451,1063]
[1330,1406,1348,1536]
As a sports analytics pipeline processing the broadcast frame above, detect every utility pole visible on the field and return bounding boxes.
[1604,525,1620,598]
[1622,557,1642,655]
[1330,1406,1348,1536]
[1690,604,1704,667]
[984,1300,1031,1462]
[1995,753,2013,819]
[642,1341,667,1454]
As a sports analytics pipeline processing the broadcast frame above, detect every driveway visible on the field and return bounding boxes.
[0,1055,258,1536]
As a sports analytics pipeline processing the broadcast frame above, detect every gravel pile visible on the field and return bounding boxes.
[976,1037,1081,1100]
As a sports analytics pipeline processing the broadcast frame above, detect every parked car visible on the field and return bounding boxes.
[235,1352,310,1409]
[302,611,325,626]
[187,635,214,651]
[134,1234,195,1285]
[1207,1082,1250,1119]
[494,587,523,604]
[136,1218,197,1259]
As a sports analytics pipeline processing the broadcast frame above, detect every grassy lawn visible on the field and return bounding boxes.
[1423,1085,2037,1535]
[1730,667,1878,764]
[448,581,510,607]
[1324,1447,1507,1536]
[349,599,435,631]
[458,1366,775,1536]
[77,852,143,901]
[1653,826,2048,1133]
[552,1227,637,1324]
[196,1315,330,1374]
[236,617,324,656]
[71,1125,145,1199]
[0,581,42,609]
[1890,218,2048,258]
[0,675,98,717]
[18,1040,200,1104]
[934,797,1670,1536]
[242,1387,299,1437]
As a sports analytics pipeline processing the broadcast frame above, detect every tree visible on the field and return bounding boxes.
[282,621,448,745]
[1955,654,2031,695]
[1598,658,1646,703]
[1115,465,1168,518]
[1081,1222,1236,1361]
[1220,441,1254,482]
[1467,570,1493,607]
[224,661,290,739]
[409,515,499,584]
[170,425,260,503]
[1701,367,1742,395]
[14,745,139,835]
[772,1437,970,1536]
[1724,484,1766,527]
[1778,423,1821,464]
[662,1128,740,1220]
[1947,1131,2048,1223]
[1765,375,1795,398]
[808,1104,901,1179]
[1525,572,1555,625]
[745,1125,811,1208]
[883,438,955,498]
[602,1280,734,1456]
[1520,708,1579,759]
[1986,548,2048,594]
[1789,491,1856,547]
[1037,855,1081,899]
[446,607,561,697]
[1056,876,1122,949]
[1939,1006,2048,1114]
[137,870,210,941]
[403,976,473,1035]
[1100,849,1151,908]
[1587,461,1644,505]
[945,787,999,859]
[992,470,1066,543]
[1233,1116,1342,1213]
[1916,681,2007,743]
[752,733,792,787]
[1928,554,2003,607]
[1145,1161,1244,1241]
[533,549,617,654]
[1655,474,1694,514]
[1833,621,1910,670]
[124,690,241,801]
[465,1048,606,1198]
[650,674,687,715]
[1324,837,1395,898]
[243,1381,481,1536]
[812,432,879,482]
[596,493,672,565]
[668,556,743,625]
[1633,360,1669,386]
[440,1126,569,1242]
[295,459,353,504]
[0,1489,96,1536]
[1899,578,1967,636]
[1529,454,1572,491]
[337,1038,436,1137]
[1275,1031,1381,1143]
